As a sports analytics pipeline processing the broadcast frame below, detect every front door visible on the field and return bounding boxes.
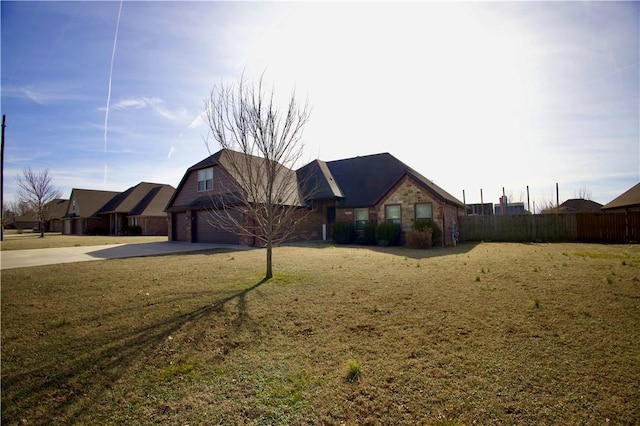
[326,206,336,224]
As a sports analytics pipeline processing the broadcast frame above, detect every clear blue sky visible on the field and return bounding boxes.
[2,1,638,210]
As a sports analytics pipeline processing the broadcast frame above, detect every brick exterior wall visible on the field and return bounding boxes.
[378,176,465,245]
[335,207,378,226]
[288,207,326,241]
[129,216,168,236]
[172,165,240,207]
[378,176,437,232]
[334,176,466,246]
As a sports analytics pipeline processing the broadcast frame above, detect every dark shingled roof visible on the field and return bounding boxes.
[99,182,175,215]
[65,189,120,218]
[45,199,70,219]
[167,150,465,211]
[559,198,603,213]
[322,153,465,208]
[296,159,344,201]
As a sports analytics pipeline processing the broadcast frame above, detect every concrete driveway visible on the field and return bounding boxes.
[0,241,252,270]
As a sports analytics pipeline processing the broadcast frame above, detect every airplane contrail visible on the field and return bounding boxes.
[104,0,124,185]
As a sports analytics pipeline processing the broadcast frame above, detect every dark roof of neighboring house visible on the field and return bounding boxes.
[67,189,120,218]
[559,198,603,213]
[99,182,175,216]
[321,153,465,208]
[602,182,640,210]
[45,199,70,219]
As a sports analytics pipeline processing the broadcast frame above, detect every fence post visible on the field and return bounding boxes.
[532,213,536,242]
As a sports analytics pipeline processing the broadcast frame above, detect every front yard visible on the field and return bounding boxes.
[2,242,639,424]
[0,233,167,250]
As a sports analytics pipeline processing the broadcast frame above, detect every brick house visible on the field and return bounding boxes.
[300,153,467,245]
[98,182,175,235]
[44,199,70,232]
[63,189,119,234]
[167,149,466,246]
[63,182,175,235]
[165,149,312,244]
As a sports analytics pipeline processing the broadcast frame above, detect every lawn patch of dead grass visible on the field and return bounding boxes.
[2,242,639,425]
[0,234,167,251]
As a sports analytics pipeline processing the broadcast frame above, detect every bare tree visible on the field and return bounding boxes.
[203,75,312,279]
[16,168,62,237]
[575,186,593,200]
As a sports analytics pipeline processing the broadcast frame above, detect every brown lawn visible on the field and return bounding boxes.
[1,242,639,425]
[0,234,167,251]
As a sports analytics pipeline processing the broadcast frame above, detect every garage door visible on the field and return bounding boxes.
[196,210,241,244]
[173,212,189,242]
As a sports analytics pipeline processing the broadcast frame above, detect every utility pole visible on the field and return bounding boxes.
[1,114,5,241]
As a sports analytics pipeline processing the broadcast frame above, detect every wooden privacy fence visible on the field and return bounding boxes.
[460,212,640,243]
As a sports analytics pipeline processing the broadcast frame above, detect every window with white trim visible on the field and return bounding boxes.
[415,203,432,220]
[197,168,213,192]
[354,208,369,231]
[385,205,401,225]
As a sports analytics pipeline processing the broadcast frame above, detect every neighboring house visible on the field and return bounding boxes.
[602,182,640,213]
[494,196,528,215]
[63,182,175,235]
[558,198,603,214]
[14,215,39,231]
[166,149,466,246]
[44,199,70,232]
[98,182,175,235]
[63,189,119,235]
[467,203,494,216]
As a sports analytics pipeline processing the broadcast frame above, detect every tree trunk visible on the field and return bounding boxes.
[39,221,44,238]
[265,240,273,279]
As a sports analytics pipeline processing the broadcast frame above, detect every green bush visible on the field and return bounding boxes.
[332,221,355,244]
[414,219,441,246]
[375,222,401,246]
[357,222,377,245]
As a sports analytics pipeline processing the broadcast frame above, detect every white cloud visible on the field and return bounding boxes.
[2,85,83,105]
[187,112,205,130]
[110,96,187,121]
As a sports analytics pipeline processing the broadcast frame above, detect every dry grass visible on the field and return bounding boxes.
[2,242,639,425]
[1,234,167,250]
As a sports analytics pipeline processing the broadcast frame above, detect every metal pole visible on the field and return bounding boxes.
[1,114,5,241]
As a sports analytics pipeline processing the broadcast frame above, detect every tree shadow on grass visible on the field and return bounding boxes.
[1,277,269,424]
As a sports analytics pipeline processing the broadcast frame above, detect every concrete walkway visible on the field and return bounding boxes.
[0,242,252,270]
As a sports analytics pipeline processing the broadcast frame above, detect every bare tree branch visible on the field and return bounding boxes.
[16,168,62,237]
[202,74,313,279]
